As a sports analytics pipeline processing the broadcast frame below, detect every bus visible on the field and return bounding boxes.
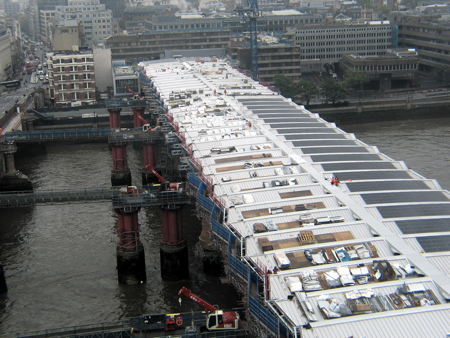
[0,80,21,89]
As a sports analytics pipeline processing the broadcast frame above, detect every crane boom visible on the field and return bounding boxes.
[178,287,218,312]
[248,0,259,81]
[236,0,259,80]
[145,165,166,183]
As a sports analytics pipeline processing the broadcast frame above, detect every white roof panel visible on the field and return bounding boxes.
[141,57,450,337]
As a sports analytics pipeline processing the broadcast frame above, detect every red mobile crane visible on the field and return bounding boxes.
[125,85,143,100]
[145,165,183,191]
[178,287,239,331]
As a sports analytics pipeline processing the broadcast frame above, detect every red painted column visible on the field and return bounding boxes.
[161,207,184,245]
[117,210,140,251]
[108,108,121,129]
[111,144,128,172]
[110,142,131,186]
[116,208,146,285]
[141,141,159,185]
[132,106,146,128]
[160,205,189,280]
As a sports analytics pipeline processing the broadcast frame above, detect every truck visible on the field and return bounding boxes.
[129,313,185,334]
[178,287,240,331]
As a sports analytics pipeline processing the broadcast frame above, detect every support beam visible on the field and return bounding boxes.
[132,106,146,129]
[108,108,121,129]
[116,207,147,285]
[160,205,189,281]
[111,143,131,186]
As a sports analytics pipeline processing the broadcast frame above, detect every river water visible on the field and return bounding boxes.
[0,116,449,335]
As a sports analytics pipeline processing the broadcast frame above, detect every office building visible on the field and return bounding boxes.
[52,20,83,51]
[0,24,11,81]
[55,0,112,47]
[231,35,302,83]
[112,62,139,97]
[340,48,419,90]
[47,49,96,105]
[393,13,450,81]
[289,21,393,72]
[105,28,231,63]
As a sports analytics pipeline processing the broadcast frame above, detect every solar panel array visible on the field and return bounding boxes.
[395,218,450,234]
[417,235,450,252]
[238,98,450,256]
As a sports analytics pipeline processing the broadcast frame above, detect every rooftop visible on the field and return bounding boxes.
[140,58,450,337]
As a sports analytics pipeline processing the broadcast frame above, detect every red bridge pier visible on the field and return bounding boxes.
[141,142,158,185]
[132,106,146,129]
[108,107,132,186]
[116,207,147,285]
[108,107,121,129]
[111,141,132,186]
[160,205,189,280]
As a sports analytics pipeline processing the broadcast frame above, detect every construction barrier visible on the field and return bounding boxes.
[228,254,249,279]
[248,296,279,335]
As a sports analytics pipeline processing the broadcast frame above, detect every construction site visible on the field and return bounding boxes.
[0,57,449,337]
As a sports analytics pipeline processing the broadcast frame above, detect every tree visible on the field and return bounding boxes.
[273,75,298,99]
[320,79,347,105]
[343,70,368,93]
[297,80,319,106]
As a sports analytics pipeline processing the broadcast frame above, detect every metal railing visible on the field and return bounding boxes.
[15,320,131,338]
[3,128,165,144]
[0,188,192,209]
[5,129,112,142]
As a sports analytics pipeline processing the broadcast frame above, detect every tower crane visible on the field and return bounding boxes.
[178,287,240,331]
[237,0,259,80]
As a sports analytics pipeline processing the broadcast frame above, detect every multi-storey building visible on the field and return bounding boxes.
[122,9,323,34]
[39,9,56,45]
[112,63,139,97]
[105,28,231,63]
[0,24,12,81]
[393,13,450,81]
[47,50,96,105]
[52,20,83,52]
[36,0,67,42]
[231,35,302,83]
[289,21,394,72]
[55,0,112,47]
[340,48,419,90]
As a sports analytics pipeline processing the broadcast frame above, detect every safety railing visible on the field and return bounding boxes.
[5,128,112,142]
[0,188,192,209]
[112,191,192,209]
[15,320,131,338]
[0,188,114,208]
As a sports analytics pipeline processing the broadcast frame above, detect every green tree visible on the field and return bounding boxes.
[274,75,298,99]
[297,80,319,106]
[343,70,368,92]
[402,0,418,9]
[320,79,347,105]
